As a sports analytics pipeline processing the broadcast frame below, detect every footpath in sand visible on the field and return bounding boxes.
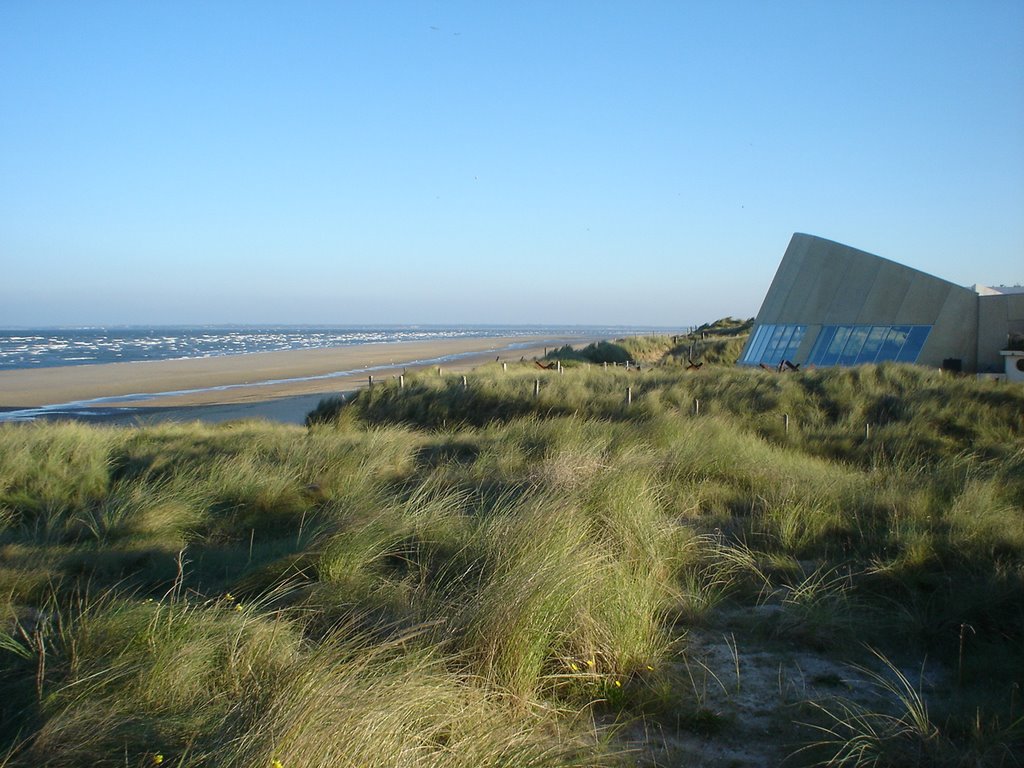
[0,335,593,425]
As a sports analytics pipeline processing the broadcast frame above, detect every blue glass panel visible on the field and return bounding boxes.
[819,326,852,366]
[896,326,931,362]
[876,326,910,362]
[783,324,933,368]
[808,326,837,365]
[753,323,774,362]
[838,326,870,366]
[740,326,767,364]
[760,325,787,364]
[747,324,773,363]
[782,326,806,362]
[856,326,889,364]
[766,326,796,365]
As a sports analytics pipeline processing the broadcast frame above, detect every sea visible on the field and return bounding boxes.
[0,325,668,372]
[0,326,683,423]
[0,325,692,372]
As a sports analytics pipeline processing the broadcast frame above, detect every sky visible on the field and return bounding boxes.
[1,1,1022,327]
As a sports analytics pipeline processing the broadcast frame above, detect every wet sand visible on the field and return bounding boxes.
[0,335,592,424]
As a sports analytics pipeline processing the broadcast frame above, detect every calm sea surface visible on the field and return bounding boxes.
[0,326,663,372]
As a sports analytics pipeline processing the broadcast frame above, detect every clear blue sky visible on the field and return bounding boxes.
[2,1,1022,327]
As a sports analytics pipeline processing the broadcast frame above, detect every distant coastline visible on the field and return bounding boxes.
[0,333,615,424]
[0,325,683,372]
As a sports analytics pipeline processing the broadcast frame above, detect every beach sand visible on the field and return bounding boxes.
[0,335,593,425]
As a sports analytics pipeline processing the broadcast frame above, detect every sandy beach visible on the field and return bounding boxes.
[0,335,594,425]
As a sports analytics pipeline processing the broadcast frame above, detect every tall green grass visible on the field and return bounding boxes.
[1,354,1022,765]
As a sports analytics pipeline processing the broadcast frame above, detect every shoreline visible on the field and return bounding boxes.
[0,335,596,425]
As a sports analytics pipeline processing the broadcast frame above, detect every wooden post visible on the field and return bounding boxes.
[534,379,540,398]
[865,422,871,441]
[625,360,630,371]
[368,374,373,388]
[502,362,507,372]
[783,413,789,434]
[438,366,443,376]
[626,386,632,406]
[462,375,468,390]
[399,374,404,389]
[603,361,608,370]
[694,398,700,416]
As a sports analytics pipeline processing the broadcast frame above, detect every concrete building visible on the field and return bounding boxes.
[739,233,1024,375]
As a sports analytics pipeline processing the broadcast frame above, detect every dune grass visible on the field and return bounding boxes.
[1,348,1022,766]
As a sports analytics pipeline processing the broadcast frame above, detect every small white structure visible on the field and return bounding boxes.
[1000,350,1024,382]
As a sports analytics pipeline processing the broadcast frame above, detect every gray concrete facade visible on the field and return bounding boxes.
[741,234,1018,373]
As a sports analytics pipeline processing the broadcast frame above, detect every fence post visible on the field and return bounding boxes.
[502,362,507,372]
[694,398,700,416]
[603,361,607,370]
[368,374,373,388]
[626,386,632,406]
[438,366,443,376]
[399,374,404,389]
[462,375,468,390]
[534,379,540,398]
[556,360,562,373]
[784,413,789,434]
[865,422,871,441]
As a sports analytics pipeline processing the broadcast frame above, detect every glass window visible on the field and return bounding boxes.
[808,326,837,365]
[818,326,852,366]
[838,326,870,366]
[765,325,796,365]
[739,327,760,363]
[741,324,808,366]
[876,326,910,362]
[781,326,806,362]
[760,325,787,364]
[764,323,932,368]
[896,326,931,363]
[744,325,772,364]
[855,326,889,364]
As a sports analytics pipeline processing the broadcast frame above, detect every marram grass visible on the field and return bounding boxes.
[1,354,1023,766]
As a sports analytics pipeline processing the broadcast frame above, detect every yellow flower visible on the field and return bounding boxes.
[569,663,579,672]
[153,756,164,765]
[614,680,621,687]
[646,665,654,671]
[235,603,243,612]
[271,760,284,768]
[586,659,595,668]
[225,593,234,601]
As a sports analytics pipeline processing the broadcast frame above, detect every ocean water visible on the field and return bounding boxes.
[0,325,681,423]
[0,326,656,372]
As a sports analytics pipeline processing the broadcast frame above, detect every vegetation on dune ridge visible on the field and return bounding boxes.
[535,317,754,368]
[2,332,1023,766]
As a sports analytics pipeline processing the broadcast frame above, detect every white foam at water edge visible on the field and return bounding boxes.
[0,339,580,423]
[1,326,665,372]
